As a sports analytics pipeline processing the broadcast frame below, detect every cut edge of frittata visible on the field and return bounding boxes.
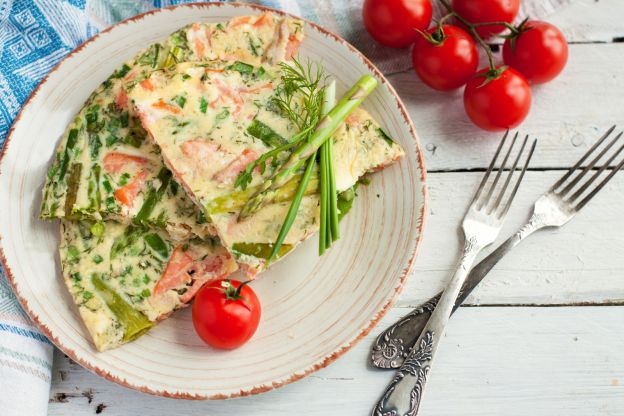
[127,61,405,278]
[40,13,304,241]
[59,219,238,351]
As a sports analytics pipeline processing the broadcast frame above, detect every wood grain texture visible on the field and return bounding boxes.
[401,170,624,307]
[391,42,624,171]
[49,307,624,416]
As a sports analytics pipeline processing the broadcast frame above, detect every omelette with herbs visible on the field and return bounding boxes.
[40,13,405,351]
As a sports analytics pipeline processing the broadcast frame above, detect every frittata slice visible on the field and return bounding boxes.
[129,62,405,275]
[41,13,304,240]
[60,220,237,351]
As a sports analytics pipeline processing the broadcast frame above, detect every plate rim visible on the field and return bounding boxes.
[0,1,427,400]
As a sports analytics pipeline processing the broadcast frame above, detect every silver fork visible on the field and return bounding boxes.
[372,132,536,416]
[371,126,624,371]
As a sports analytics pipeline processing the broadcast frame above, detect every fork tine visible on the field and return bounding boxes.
[558,131,623,197]
[490,134,529,213]
[551,125,616,192]
[575,153,624,211]
[479,132,519,209]
[472,130,509,205]
[569,143,624,205]
[499,139,537,218]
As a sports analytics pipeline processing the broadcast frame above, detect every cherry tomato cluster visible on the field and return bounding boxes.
[363,0,568,131]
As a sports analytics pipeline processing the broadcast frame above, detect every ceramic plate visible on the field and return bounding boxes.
[0,3,426,399]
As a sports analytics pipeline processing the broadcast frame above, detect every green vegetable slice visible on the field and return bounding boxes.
[144,233,170,259]
[227,61,254,74]
[134,168,172,225]
[232,242,293,260]
[57,129,79,181]
[206,170,319,215]
[376,127,395,146]
[64,162,83,218]
[91,274,152,342]
[246,119,287,147]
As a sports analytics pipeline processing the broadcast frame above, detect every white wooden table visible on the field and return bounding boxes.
[48,1,624,414]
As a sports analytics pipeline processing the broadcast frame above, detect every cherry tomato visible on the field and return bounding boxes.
[463,67,531,131]
[363,0,432,48]
[503,21,568,84]
[192,279,261,349]
[452,0,520,38]
[412,24,478,91]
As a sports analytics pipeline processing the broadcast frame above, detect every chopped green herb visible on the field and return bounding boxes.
[248,37,260,57]
[119,173,131,186]
[88,134,101,159]
[376,128,395,146]
[175,95,186,108]
[82,291,94,301]
[67,245,80,264]
[90,222,105,239]
[144,233,170,259]
[227,61,254,74]
[140,289,151,298]
[93,254,103,264]
[110,227,143,259]
[199,97,208,114]
[106,134,120,147]
[111,64,131,79]
[246,119,287,147]
[216,107,230,121]
[255,66,268,79]
[120,112,129,128]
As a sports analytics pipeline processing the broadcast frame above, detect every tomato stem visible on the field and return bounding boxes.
[438,0,501,72]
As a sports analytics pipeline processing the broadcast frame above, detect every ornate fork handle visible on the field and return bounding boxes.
[372,239,482,416]
[371,215,545,370]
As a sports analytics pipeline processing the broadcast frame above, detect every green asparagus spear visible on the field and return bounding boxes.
[91,274,152,342]
[207,170,319,215]
[239,75,378,219]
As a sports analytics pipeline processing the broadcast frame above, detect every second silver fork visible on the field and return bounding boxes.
[372,125,624,370]
[372,132,536,416]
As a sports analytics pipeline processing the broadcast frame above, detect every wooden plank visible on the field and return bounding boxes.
[399,170,624,307]
[390,42,624,171]
[48,306,624,415]
[548,0,624,44]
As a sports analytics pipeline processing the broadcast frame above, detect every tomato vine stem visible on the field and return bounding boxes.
[438,0,517,73]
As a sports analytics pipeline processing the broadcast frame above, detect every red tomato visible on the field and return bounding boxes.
[412,24,478,91]
[463,67,531,131]
[363,0,432,48]
[192,279,261,349]
[503,21,568,84]
[452,0,520,38]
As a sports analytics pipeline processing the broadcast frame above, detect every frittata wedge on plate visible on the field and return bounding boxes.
[128,62,405,276]
[40,13,303,240]
[60,220,237,351]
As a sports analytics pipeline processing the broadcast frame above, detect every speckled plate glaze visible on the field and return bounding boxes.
[0,2,426,399]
